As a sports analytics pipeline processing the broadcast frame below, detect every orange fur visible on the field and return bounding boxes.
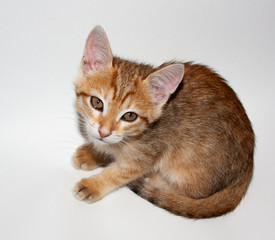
[72,26,254,219]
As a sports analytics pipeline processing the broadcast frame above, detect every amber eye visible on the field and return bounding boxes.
[90,96,103,111]
[121,112,138,122]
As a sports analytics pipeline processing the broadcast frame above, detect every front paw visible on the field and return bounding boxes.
[73,178,102,203]
[72,145,98,171]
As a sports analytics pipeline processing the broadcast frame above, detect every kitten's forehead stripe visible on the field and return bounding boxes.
[104,88,114,103]
[112,57,154,101]
[121,91,136,105]
[77,92,90,98]
[110,70,118,100]
[121,96,131,110]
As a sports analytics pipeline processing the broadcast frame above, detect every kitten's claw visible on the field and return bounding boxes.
[73,179,101,203]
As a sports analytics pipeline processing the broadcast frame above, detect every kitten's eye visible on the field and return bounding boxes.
[90,96,103,111]
[121,112,138,122]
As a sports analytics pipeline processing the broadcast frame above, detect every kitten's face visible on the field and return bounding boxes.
[74,26,184,146]
[75,66,157,146]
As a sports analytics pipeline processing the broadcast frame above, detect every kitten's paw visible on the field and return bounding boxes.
[73,178,102,203]
[72,145,98,171]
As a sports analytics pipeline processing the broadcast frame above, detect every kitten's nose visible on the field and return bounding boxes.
[98,128,112,139]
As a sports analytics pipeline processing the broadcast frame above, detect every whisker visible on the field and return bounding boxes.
[52,139,80,145]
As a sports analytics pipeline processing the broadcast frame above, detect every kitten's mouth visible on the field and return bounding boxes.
[94,137,111,145]
[96,137,106,143]
[94,136,122,145]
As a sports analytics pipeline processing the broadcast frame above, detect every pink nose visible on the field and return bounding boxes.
[98,128,112,139]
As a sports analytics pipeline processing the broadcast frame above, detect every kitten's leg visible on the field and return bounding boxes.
[72,144,113,171]
[128,173,182,208]
[129,173,176,196]
[73,160,152,203]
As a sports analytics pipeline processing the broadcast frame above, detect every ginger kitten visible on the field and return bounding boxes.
[72,26,254,218]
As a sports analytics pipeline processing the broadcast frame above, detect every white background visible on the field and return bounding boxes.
[0,0,274,239]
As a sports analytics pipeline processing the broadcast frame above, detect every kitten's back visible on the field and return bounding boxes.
[129,62,254,218]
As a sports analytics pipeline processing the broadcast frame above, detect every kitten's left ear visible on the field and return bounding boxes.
[82,26,113,75]
[146,63,185,106]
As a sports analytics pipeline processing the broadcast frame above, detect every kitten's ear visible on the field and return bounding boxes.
[82,26,113,75]
[146,64,185,105]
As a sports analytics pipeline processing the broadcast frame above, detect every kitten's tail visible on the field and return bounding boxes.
[129,159,253,219]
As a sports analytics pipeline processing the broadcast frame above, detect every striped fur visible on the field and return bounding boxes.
[72,26,254,218]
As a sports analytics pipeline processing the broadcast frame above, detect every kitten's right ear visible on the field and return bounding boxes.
[146,64,185,107]
[82,26,113,75]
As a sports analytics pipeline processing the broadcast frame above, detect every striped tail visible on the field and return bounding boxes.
[129,159,253,219]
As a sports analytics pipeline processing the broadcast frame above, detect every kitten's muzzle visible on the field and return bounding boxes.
[98,128,112,138]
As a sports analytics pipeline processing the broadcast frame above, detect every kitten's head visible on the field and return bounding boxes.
[74,26,184,146]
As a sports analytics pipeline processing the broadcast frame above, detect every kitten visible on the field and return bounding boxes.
[72,26,254,219]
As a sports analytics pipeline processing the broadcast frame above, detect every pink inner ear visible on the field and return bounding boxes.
[82,26,112,74]
[93,61,103,70]
[82,58,92,73]
[151,85,166,101]
[149,64,185,104]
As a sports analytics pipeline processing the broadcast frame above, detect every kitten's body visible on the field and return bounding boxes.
[72,26,254,218]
